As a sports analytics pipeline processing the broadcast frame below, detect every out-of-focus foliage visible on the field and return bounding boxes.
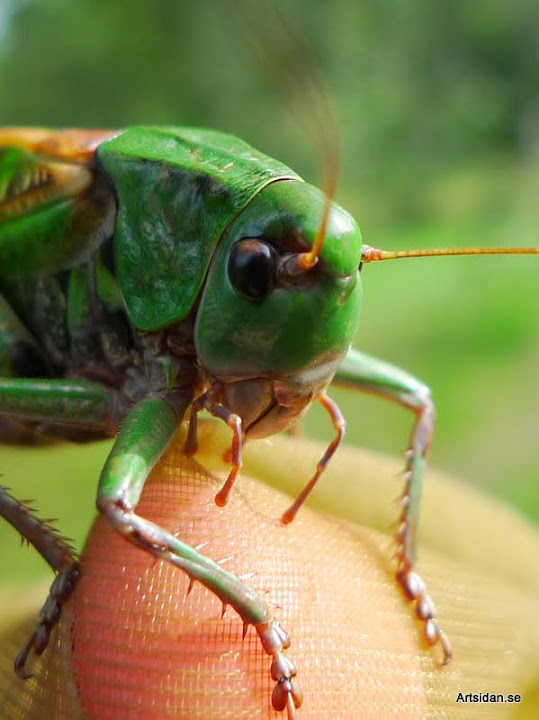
[0,0,537,521]
[1,0,538,216]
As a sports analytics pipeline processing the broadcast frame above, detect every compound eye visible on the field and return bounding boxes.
[228,238,277,300]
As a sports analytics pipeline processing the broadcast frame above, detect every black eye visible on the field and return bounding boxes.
[228,238,276,300]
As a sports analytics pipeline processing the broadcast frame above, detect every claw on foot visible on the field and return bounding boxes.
[255,618,303,718]
[397,568,452,665]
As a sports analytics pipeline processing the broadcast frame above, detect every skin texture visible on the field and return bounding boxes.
[1,423,538,719]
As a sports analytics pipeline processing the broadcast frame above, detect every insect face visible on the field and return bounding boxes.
[194,178,362,438]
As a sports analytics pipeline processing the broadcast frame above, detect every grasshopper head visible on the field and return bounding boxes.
[194,178,362,438]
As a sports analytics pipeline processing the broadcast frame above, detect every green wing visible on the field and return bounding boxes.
[0,128,117,279]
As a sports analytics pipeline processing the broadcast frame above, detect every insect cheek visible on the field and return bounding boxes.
[194,240,290,378]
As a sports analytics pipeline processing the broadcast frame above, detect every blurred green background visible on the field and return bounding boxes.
[0,0,538,585]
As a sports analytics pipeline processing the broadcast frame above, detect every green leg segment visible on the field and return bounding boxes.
[334,348,452,663]
[0,377,121,433]
[97,392,302,718]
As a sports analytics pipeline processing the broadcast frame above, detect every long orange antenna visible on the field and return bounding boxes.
[298,172,336,271]
[361,244,539,263]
